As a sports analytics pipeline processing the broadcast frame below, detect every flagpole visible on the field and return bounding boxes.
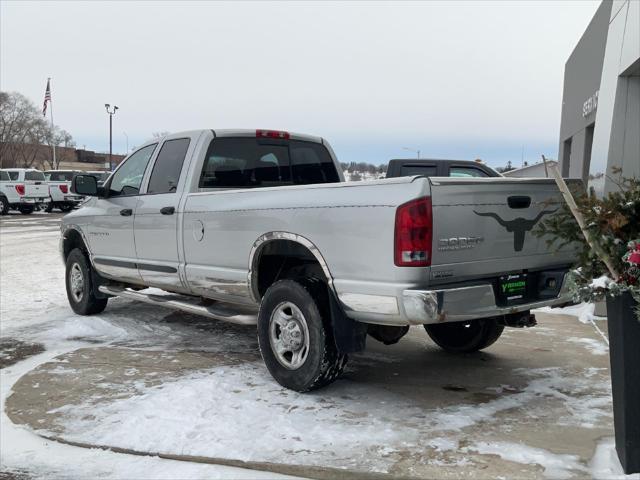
[48,77,57,169]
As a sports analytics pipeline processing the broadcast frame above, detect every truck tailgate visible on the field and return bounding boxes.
[429,177,579,283]
[25,182,49,198]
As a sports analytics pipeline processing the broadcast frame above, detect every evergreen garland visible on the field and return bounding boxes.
[535,169,640,320]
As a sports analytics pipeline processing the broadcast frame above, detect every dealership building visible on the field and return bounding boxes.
[558,0,639,193]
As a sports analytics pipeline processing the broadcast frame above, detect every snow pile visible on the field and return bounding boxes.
[567,337,609,356]
[40,316,129,343]
[44,364,613,472]
[469,441,587,479]
[590,438,640,480]
[535,302,599,324]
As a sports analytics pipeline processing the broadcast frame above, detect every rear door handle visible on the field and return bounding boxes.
[120,208,133,216]
[160,206,175,215]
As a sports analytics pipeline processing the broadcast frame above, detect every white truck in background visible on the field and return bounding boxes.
[44,170,85,212]
[0,168,50,215]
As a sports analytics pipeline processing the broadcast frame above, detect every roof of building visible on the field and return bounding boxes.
[503,160,557,176]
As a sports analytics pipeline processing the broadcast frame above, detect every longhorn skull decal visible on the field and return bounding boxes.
[472,209,558,252]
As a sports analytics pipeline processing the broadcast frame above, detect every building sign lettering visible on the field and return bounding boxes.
[583,90,599,117]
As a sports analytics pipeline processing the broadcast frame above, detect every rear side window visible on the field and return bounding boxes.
[400,165,437,177]
[25,171,46,181]
[0,171,9,181]
[147,138,190,194]
[449,166,488,178]
[199,138,338,189]
[290,142,339,184]
[47,171,75,182]
[7,171,18,180]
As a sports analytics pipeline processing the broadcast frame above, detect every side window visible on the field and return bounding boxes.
[8,171,18,180]
[400,165,437,177]
[449,166,488,178]
[109,144,157,197]
[0,171,9,181]
[147,138,190,194]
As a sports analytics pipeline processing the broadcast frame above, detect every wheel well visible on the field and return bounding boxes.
[62,229,87,260]
[252,239,328,300]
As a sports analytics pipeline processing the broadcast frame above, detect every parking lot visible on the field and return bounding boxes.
[0,212,631,479]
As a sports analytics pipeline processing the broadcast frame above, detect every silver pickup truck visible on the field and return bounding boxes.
[61,129,575,391]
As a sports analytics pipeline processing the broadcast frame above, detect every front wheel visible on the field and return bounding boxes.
[257,279,347,392]
[424,318,504,353]
[65,248,108,315]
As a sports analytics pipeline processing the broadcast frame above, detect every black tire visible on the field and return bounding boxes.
[257,279,347,392]
[60,203,73,212]
[44,202,54,213]
[65,248,108,315]
[0,196,8,215]
[424,318,504,353]
[18,205,34,215]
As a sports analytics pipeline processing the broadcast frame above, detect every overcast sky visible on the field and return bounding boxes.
[1,0,600,167]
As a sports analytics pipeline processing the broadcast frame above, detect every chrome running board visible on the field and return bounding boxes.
[98,285,258,325]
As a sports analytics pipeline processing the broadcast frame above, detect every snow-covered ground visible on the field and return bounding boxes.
[1,213,638,479]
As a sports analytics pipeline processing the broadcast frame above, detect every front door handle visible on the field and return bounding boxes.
[120,208,133,216]
[160,206,175,215]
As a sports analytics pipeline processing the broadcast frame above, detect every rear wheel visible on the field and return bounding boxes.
[65,248,108,315]
[424,318,504,353]
[60,203,73,212]
[44,202,54,213]
[18,205,34,215]
[0,197,8,215]
[257,279,347,392]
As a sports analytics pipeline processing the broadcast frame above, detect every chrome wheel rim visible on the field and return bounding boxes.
[269,301,310,370]
[69,263,84,303]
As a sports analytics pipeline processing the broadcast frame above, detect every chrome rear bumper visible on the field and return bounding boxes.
[402,280,572,325]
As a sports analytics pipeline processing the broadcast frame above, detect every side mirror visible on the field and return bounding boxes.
[72,175,100,196]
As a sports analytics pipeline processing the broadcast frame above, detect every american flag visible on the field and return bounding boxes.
[42,79,51,116]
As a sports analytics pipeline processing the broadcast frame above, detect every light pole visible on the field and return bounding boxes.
[123,131,129,153]
[105,104,119,170]
[403,147,421,159]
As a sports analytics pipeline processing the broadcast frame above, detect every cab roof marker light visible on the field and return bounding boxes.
[256,129,290,140]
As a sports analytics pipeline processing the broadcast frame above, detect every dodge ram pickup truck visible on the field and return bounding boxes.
[61,129,577,391]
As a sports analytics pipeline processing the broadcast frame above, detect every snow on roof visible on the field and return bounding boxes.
[504,160,557,175]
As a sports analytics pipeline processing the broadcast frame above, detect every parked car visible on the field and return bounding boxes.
[43,170,85,212]
[386,158,501,178]
[61,129,578,391]
[85,171,112,187]
[0,168,50,214]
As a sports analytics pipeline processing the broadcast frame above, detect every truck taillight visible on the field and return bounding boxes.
[256,129,290,140]
[59,184,68,194]
[15,184,25,196]
[394,197,432,267]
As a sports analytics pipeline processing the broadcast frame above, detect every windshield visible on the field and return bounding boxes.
[25,171,46,181]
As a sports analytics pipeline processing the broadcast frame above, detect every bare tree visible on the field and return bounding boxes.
[0,91,75,169]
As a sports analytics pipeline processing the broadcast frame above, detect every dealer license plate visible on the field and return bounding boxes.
[498,273,528,305]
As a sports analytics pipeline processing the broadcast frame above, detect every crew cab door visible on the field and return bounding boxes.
[134,135,195,290]
[88,144,158,284]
